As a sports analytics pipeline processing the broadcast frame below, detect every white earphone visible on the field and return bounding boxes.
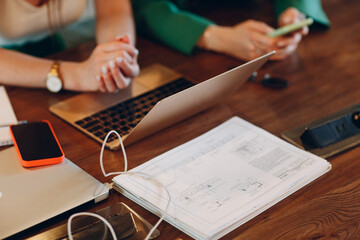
[67,130,171,240]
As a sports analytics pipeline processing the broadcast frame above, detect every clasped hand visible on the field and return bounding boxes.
[81,33,140,92]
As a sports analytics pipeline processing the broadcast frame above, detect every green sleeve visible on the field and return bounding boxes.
[275,0,330,28]
[132,0,214,54]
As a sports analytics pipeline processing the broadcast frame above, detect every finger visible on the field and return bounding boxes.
[275,33,301,48]
[111,43,138,59]
[253,47,267,59]
[270,48,292,60]
[251,32,275,52]
[116,57,140,78]
[272,41,298,60]
[244,42,264,60]
[116,33,132,44]
[103,48,138,66]
[115,35,125,42]
[124,45,139,59]
[114,43,138,57]
[108,60,131,89]
[95,49,135,66]
[279,16,294,26]
[99,41,124,52]
[101,65,118,92]
[96,75,107,92]
[301,26,309,36]
[101,50,133,63]
[122,51,133,63]
[282,42,298,54]
[279,7,300,26]
[123,33,131,44]
[123,50,139,65]
[275,37,294,48]
[246,20,274,34]
[100,41,137,55]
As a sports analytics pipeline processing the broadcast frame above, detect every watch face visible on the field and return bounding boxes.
[46,76,62,93]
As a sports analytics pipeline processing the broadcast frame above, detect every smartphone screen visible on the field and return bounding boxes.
[10,121,64,166]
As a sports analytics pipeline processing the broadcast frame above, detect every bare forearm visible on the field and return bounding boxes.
[95,0,136,44]
[0,48,82,90]
[0,48,53,88]
[96,14,135,44]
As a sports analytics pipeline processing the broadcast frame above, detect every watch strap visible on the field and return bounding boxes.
[48,61,61,78]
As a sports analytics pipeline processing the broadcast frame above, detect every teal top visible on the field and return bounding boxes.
[132,0,330,55]
[132,0,214,55]
[2,0,330,57]
[275,0,330,27]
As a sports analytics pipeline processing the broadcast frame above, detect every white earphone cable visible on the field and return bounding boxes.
[67,212,117,240]
[68,130,171,240]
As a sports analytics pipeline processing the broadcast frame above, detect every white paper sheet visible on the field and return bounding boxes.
[113,117,331,239]
[0,86,18,147]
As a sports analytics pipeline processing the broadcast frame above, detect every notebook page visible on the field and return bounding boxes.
[0,86,18,146]
[113,116,331,239]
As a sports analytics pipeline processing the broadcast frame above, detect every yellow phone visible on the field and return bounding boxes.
[268,18,313,37]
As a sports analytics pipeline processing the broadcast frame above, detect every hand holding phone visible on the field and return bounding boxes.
[268,18,313,37]
[10,120,64,167]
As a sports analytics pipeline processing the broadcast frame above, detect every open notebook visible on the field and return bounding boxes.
[112,116,331,240]
[0,86,18,147]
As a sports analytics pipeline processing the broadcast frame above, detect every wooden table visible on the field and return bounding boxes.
[3,0,360,239]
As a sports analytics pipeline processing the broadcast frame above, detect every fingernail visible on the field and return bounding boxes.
[96,75,101,81]
[116,35,124,41]
[134,49,139,55]
[124,78,131,87]
[124,33,131,42]
[102,66,108,74]
[116,57,123,64]
[109,60,115,69]
[123,51,132,62]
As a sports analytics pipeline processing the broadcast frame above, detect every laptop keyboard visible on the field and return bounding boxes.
[74,77,194,143]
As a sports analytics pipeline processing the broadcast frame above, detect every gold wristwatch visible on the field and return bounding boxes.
[45,61,63,93]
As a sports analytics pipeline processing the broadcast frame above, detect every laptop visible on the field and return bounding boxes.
[50,52,275,149]
[0,147,109,239]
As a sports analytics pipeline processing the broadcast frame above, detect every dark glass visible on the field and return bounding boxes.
[10,122,62,161]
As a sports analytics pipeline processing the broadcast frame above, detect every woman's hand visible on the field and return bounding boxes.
[271,7,308,60]
[198,7,309,62]
[197,20,276,61]
[97,34,140,93]
[74,34,139,92]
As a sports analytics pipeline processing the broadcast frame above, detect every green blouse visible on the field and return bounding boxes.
[132,0,330,55]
